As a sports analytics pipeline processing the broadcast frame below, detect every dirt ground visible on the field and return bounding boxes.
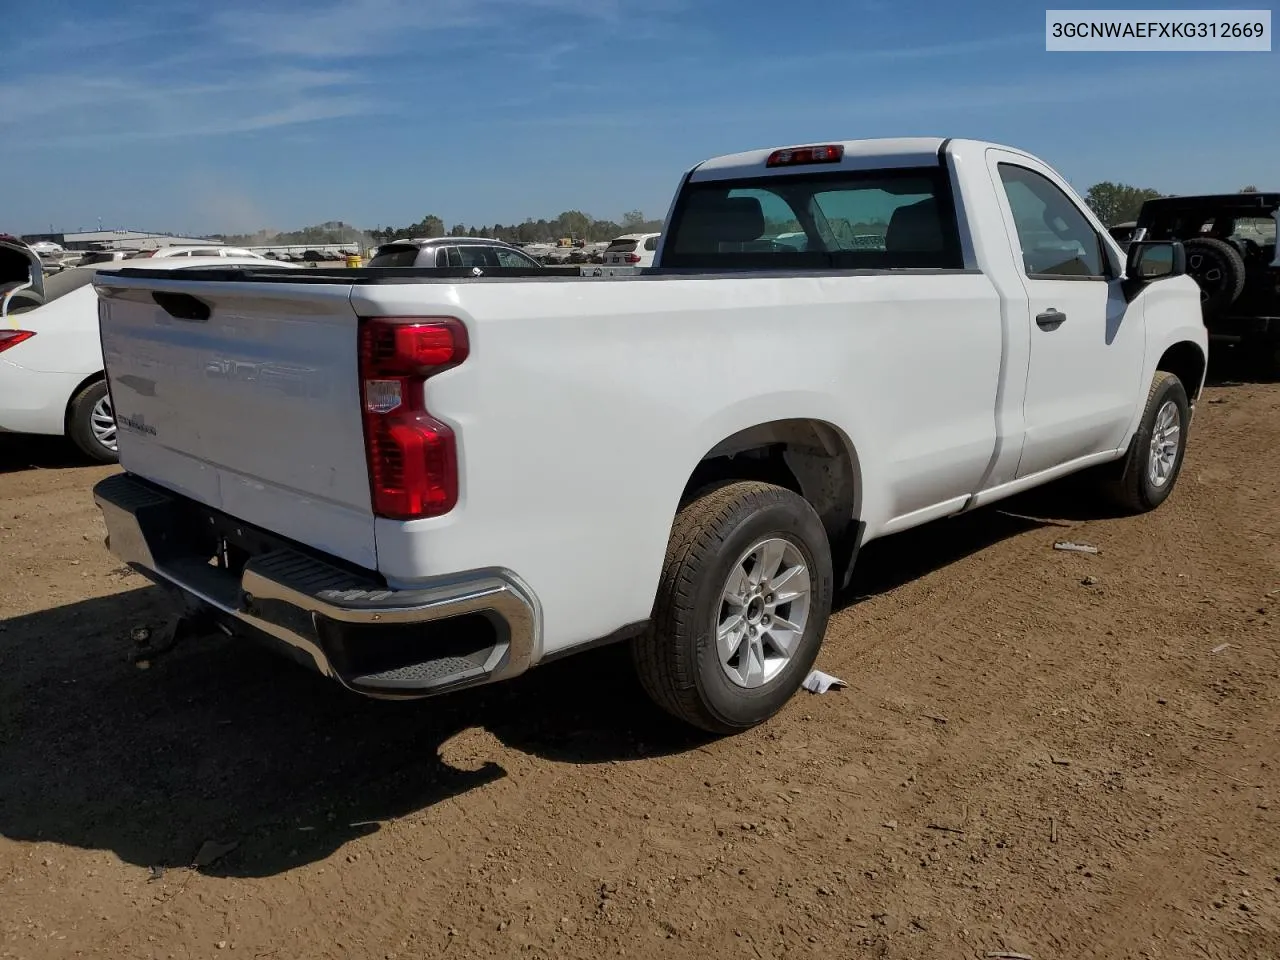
[2,367,1278,960]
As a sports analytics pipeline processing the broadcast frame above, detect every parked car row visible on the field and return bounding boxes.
[40,246,361,272]
[260,249,357,263]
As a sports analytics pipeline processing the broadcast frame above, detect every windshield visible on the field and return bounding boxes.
[1228,217,1277,244]
[663,167,962,270]
[40,267,99,302]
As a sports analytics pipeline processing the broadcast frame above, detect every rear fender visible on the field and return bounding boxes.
[678,391,876,536]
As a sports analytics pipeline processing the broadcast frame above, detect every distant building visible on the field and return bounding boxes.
[19,230,223,252]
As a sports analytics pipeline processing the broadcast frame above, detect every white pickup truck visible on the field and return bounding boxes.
[92,138,1207,734]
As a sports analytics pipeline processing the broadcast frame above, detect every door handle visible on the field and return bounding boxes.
[1036,308,1067,330]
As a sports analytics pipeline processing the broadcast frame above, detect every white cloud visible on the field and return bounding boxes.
[0,0,681,148]
[0,67,375,148]
[213,0,484,57]
[212,0,636,58]
[513,54,1277,131]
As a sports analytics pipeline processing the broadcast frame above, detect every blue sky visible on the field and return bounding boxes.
[3,0,1276,235]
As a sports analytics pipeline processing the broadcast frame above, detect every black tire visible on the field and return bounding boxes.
[1183,238,1246,319]
[631,481,834,734]
[1105,371,1190,514]
[67,379,118,464]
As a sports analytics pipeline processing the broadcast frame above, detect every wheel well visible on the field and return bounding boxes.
[682,419,860,548]
[62,371,106,431]
[1156,342,1206,401]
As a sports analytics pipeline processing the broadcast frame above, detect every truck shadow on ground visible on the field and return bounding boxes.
[0,488,1103,879]
[0,435,91,474]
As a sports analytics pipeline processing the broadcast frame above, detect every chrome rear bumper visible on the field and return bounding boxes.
[93,473,539,698]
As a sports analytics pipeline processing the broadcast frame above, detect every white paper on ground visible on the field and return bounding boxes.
[802,670,847,694]
[1053,541,1099,554]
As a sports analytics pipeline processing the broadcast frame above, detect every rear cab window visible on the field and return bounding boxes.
[368,244,424,268]
[662,167,963,270]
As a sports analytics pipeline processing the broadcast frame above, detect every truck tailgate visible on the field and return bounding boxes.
[95,274,377,569]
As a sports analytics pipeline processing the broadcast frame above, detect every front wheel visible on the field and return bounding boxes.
[631,481,834,734]
[67,380,119,464]
[1105,371,1190,513]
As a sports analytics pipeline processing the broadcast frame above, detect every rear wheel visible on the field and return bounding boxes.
[67,380,118,463]
[631,481,834,734]
[1104,371,1190,513]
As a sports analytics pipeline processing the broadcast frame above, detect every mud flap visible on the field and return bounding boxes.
[835,520,867,595]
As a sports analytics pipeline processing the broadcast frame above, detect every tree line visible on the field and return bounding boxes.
[370,209,664,245]
[1084,183,1263,226]
[210,220,369,247]
[214,209,664,249]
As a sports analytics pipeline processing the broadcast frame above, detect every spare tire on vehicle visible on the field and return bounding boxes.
[1183,237,1246,319]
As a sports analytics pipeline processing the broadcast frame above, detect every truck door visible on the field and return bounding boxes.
[986,151,1145,479]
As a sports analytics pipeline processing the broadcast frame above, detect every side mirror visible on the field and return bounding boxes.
[1126,240,1185,282]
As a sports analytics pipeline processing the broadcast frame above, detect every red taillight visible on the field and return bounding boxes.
[358,317,468,520]
[0,330,35,354]
[624,253,641,263]
[766,144,844,168]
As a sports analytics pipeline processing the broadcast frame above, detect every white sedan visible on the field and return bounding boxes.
[0,248,299,462]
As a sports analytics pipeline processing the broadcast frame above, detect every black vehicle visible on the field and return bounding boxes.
[1133,193,1280,369]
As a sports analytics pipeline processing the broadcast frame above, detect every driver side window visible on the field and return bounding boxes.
[999,164,1106,279]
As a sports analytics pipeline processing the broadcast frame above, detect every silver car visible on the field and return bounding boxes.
[368,237,544,269]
